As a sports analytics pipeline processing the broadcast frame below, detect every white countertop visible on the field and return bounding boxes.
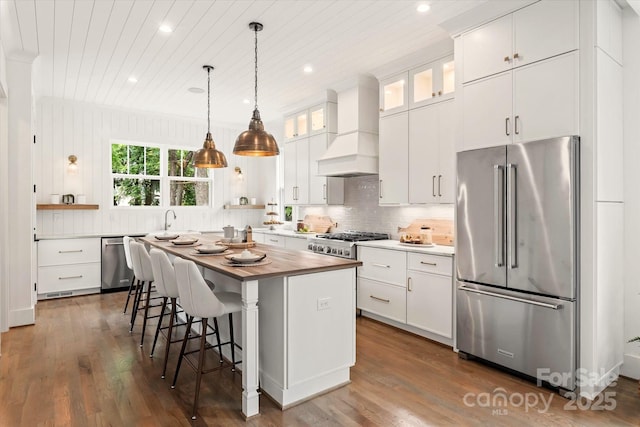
[252,228,318,239]
[355,240,455,257]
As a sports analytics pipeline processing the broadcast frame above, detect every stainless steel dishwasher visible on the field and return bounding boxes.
[101,236,134,292]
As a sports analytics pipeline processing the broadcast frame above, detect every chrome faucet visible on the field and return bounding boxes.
[164,209,176,231]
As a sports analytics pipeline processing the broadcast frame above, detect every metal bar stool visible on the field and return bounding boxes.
[171,257,242,420]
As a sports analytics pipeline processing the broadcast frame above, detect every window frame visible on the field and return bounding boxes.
[110,140,213,209]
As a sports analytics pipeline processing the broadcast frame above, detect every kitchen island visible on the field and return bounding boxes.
[140,235,361,418]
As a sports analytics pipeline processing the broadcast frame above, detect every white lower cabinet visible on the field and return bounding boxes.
[357,245,454,345]
[285,236,310,251]
[263,235,285,247]
[37,238,101,299]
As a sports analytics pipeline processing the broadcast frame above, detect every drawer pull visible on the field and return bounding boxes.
[371,263,391,268]
[369,295,390,303]
[59,275,83,280]
[408,277,413,291]
[269,239,279,243]
[59,249,83,254]
[420,261,437,266]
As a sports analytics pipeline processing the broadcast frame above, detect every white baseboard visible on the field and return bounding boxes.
[578,362,622,400]
[9,306,34,327]
[360,311,454,347]
[621,353,640,380]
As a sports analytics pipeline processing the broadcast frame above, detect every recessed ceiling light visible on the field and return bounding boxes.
[243,99,250,104]
[303,65,313,74]
[417,4,431,13]
[188,87,204,94]
[159,24,173,33]
[128,76,138,83]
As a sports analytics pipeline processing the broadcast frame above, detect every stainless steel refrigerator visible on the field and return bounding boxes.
[456,135,579,391]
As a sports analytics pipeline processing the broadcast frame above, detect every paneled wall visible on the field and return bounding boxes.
[35,98,277,236]
[299,175,454,239]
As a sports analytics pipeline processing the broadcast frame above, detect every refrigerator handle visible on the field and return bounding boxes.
[458,285,563,310]
[507,163,518,269]
[493,165,505,267]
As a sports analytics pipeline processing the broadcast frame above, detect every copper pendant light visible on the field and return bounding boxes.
[193,65,228,168]
[233,22,279,157]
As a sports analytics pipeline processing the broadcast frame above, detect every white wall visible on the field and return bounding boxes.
[34,98,277,236]
[0,50,8,340]
[622,8,640,380]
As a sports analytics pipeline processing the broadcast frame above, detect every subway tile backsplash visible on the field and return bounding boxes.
[298,175,453,239]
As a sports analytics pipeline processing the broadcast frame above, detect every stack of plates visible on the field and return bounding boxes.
[155,234,179,241]
[171,238,199,246]
[224,251,266,264]
[195,245,227,254]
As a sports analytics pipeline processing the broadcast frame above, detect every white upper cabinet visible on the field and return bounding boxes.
[462,14,512,84]
[284,110,309,141]
[379,72,409,117]
[283,139,309,205]
[409,55,455,109]
[308,133,344,205]
[379,112,409,204]
[462,0,578,84]
[409,100,455,204]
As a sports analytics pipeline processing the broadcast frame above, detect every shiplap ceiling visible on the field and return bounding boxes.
[0,0,484,125]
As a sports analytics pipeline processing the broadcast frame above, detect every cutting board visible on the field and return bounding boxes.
[303,215,336,233]
[397,219,454,246]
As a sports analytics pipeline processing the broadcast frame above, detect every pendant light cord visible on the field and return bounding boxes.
[254,26,259,111]
[207,67,211,133]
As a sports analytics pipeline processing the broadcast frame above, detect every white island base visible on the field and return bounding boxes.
[205,267,357,412]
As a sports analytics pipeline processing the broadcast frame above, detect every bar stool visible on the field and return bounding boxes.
[172,257,242,420]
[129,241,162,346]
[122,236,137,314]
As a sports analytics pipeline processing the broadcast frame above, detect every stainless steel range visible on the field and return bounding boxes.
[307,231,390,259]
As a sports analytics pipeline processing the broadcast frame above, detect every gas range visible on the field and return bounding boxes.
[307,231,390,259]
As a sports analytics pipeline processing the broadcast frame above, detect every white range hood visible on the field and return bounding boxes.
[317,76,379,177]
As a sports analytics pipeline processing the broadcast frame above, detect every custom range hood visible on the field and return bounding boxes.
[317,76,379,177]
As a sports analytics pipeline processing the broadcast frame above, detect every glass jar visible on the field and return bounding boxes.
[420,226,433,244]
[297,220,305,231]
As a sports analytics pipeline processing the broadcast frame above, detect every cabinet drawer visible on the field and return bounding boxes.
[38,238,101,266]
[357,278,406,323]
[407,253,452,276]
[357,247,406,286]
[38,262,101,294]
[263,235,285,247]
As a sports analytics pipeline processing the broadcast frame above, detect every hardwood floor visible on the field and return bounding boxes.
[1,292,639,426]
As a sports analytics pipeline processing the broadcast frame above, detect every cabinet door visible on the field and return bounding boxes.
[461,14,512,83]
[285,236,310,251]
[296,111,309,138]
[437,100,456,203]
[379,112,409,204]
[409,105,439,204]
[513,0,578,68]
[295,138,310,204]
[513,52,579,143]
[283,141,297,204]
[461,71,512,151]
[308,134,327,204]
[284,115,296,141]
[379,72,409,116]
[407,271,452,338]
[409,64,435,109]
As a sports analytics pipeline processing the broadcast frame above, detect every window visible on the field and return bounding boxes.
[111,142,211,207]
[167,149,210,206]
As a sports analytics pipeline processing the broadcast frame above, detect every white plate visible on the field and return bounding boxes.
[224,253,265,263]
[190,249,232,256]
[399,242,435,248]
[196,244,227,254]
[155,234,179,241]
[171,239,199,246]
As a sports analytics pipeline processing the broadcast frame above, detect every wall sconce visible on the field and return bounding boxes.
[235,166,244,180]
[67,155,78,174]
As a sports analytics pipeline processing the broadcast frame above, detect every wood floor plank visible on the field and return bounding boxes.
[1,293,639,426]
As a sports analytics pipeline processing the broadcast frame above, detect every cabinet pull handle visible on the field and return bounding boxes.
[323,184,327,200]
[432,92,436,97]
[432,176,436,197]
[59,249,83,254]
[504,55,511,63]
[408,277,413,291]
[513,52,520,60]
[269,239,278,243]
[438,90,442,96]
[420,261,437,266]
[59,275,83,280]
[379,180,383,199]
[370,295,390,303]
[514,115,520,135]
[505,117,510,136]
[372,263,391,268]
[379,108,384,112]
[438,175,442,197]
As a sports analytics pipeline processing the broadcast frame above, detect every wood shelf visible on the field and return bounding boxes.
[37,204,99,210]
[223,204,265,210]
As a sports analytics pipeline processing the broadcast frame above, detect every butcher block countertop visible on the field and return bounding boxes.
[139,234,361,282]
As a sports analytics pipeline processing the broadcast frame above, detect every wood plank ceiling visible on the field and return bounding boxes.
[0,0,484,125]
